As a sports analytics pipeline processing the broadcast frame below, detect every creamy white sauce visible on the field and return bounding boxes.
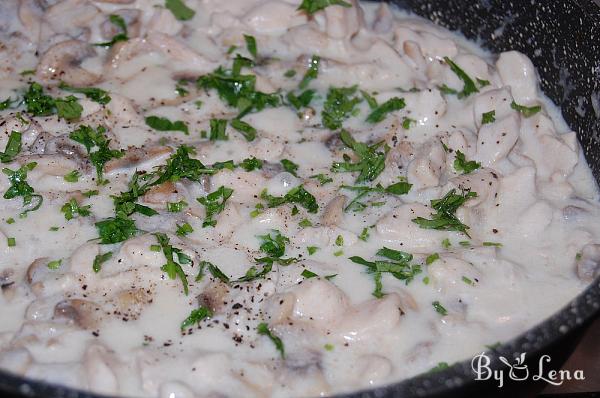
[0,1,599,397]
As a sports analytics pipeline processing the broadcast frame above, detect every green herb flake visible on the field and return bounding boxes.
[2,162,43,215]
[153,232,190,294]
[422,276,430,285]
[47,259,62,270]
[443,57,479,98]
[361,90,378,109]
[54,95,83,120]
[240,157,263,171]
[430,362,450,373]
[261,185,319,214]
[59,82,111,105]
[481,110,496,124]
[441,238,451,249]
[230,119,257,141]
[197,186,234,227]
[322,86,361,130]
[402,117,416,130]
[358,227,370,242]
[335,235,344,246]
[94,14,128,47]
[310,173,333,186]
[324,343,334,351]
[6,218,15,224]
[425,253,440,265]
[244,35,258,59]
[307,246,319,255]
[176,222,194,237]
[0,131,22,163]
[280,159,299,177]
[366,97,406,124]
[412,189,477,237]
[462,276,475,285]
[165,0,196,21]
[181,306,212,330]
[432,300,448,316]
[299,218,313,228]
[93,252,113,273]
[301,269,318,279]
[284,69,297,78]
[257,322,285,358]
[61,198,91,221]
[7,237,16,247]
[145,116,189,135]
[63,170,80,183]
[511,101,542,117]
[482,241,502,247]
[453,150,481,174]
[95,215,138,244]
[299,55,320,89]
[167,200,188,213]
[70,125,123,183]
[331,130,388,183]
[297,0,351,15]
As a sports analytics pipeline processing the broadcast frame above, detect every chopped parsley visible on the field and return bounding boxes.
[239,157,263,171]
[70,125,123,184]
[335,235,344,246]
[443,57,479,98]
[257,322,285,358]
[511,101,542,117]
[2,162,43,214]
[258,230,289,258]
[54,96,83,120]
[412,189,477,236]
[230,119,257,141]
[61,198,91,220]
[425,253,440,265]
[181,306,212,330]
[310,173,333,185]
[307,246,319,255]
[165,0,195,21]
[341,181,411,212]
[94,14,128,47]
[47,259,62,270]
[301,269,318,279]
[361,90,378,109]
[23,83,57,117]
[331,130,388,183]
[0,97,14,110]
[402,117,416,130]
[244,35,257,59]
[287,89,316,110]
[482,241,502,247]
[197,64,280,118]
[462,276,475,285]
[197,186,234,227]
[358,227,370,241]
[209,118,228,140]
[432,300,448,316]
[322,86,361,130]
[167,200,188,213]
[93,252,112,273]
[176,222,193,236]
[59,82,111,105]
[63,170,80,183]
[349,247,421,298]
[261,185,319,213]
[207,262,230,283]
[365,97,406,124]
[7,237,16,247]
[299,218,313,228]
[481,110,496,124]
[299,55,320,89]
[280,159,299,177]
[153,232,191,294]
[95,215,138,244]
[145,116,189,135]
[0,131,22,163]
[453,150,481,174]
[297,0,351,15]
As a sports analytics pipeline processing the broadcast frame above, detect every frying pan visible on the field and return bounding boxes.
[1,0,599,397]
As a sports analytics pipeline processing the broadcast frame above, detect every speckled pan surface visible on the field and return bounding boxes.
[0,1,599,397]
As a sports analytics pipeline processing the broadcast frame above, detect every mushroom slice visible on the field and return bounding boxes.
[53,299,102,329]
[321,195,347,226]
[576,244,600,282]
[37,40,100,86]
[104,146,172,173]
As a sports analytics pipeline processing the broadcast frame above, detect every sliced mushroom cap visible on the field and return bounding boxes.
[576,244,600,282]
[142,181,181,205]
[261,161,285,178]
[53,299,102,329]
[197,282,230,313]
[104,146,172,173]
[320,195,346,226]
[37,40,100,86]
[43,134,90,168]
[25,257,50,285]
